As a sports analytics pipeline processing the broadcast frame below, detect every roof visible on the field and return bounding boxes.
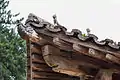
[21,13,120,50]
[17,13,120,80]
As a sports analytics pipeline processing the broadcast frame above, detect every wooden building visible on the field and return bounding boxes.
[17,13,120,80]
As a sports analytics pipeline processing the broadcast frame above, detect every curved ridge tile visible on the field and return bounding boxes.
[77,34,97,41]
[46,25,67,33]
[86,34,106,45]
[66,29,82,37]
[100,39,114,45]
[77,35,89,41]
[55,25,67,32]
[87,34,104,45]
[46,24,61,32]
[88,34,98,40]
[99,39,120,49]
[94,40,106,45]
[108,43,120,49]
[29,22,44,28]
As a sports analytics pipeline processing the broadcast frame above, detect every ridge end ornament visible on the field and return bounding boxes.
[86,28,91,35]
[53,14,60,26]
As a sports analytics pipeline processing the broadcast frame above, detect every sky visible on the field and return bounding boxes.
[9,0,120,42]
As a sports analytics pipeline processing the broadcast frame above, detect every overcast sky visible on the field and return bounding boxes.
[9,0,120,42]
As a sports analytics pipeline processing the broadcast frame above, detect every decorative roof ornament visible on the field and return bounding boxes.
[86,28,91,35]
[53,14,60,26]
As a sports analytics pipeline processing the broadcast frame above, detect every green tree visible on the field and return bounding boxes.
[0,0,26,80]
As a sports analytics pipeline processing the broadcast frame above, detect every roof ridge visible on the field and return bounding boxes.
[24,13,120,50]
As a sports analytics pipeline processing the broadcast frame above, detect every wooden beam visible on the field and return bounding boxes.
[88,48,105,59]
[32,71,78,80]
[62,37,120,59]
[42,45,87,76]
[53,37,73,51]
[32,53,45,64]
[42,45,100,77]
[106,54,120,65]
[42,45,100,68]
[73,43,120,71]
[31,44,41,54]
[73,44,106,60]
[73,43,88,55]
[26,39,32,80]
